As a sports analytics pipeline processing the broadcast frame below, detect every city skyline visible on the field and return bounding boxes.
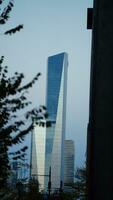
[2,1,113,199]
[0,0,93,167]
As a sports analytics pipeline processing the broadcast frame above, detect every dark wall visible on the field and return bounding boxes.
[87,0,113,199]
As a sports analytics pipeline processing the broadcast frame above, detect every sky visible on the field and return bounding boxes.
[0,0,93,167]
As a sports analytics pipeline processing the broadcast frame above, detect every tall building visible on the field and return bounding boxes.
[64,140,75,193]
[87,0,113,199]
[45,52,68,191]
[31,52,68,191]
[64,140,74,185]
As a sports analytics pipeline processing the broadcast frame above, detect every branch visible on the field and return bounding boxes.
[4,24,23,35]
[11,123,33,144]
[18,72,41,93]
[0,0,5,5]
[0,0,14,24]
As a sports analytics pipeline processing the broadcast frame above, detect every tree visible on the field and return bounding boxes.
[68,165,87,200]
[0,56,47,189]
[0,0,23,35]
[0,0,47,192]
[24,178,43,200]
[64,164,87,200]
[74,165,87,200]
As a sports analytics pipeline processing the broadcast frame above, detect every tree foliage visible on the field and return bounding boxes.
[0,56,47,188]
[0,0,47,191]
[64,165,87,200]
[71,165,87,200]
[23,179,43,200]
[0,0,23,35]
[75,166,87,200]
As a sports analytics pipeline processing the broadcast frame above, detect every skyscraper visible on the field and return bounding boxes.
[31,52,68,191]
[45,52,68,191]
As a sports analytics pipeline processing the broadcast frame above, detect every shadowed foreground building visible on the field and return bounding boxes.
[31,52,68,192]
[87,0,113,199]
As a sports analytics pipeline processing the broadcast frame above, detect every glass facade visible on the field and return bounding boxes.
[46,53,64,121]
[31,52,68,192]
[45,53,68,190]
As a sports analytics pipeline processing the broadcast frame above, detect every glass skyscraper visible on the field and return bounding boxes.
[45,52,68,190]
[31,52,68,191]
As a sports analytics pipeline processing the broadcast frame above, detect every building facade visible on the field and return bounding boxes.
[31,52,68,192]
[87,0,113,199]
[31,121,46,190]
[45,52,68,191]
[64,140,74,185]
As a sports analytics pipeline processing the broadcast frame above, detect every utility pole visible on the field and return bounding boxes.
[59,180,63,193]
[59,181,63,200]
[48,167,51,199]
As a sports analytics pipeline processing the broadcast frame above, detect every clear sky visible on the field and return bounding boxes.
[0,0,93,167]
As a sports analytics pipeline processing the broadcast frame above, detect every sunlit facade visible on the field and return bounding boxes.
[31,52,68,191]
[31,121,46,190]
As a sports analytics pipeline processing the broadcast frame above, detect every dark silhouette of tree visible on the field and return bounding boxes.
[64,164,87,200]
[0,56,47,189]
[0,0,23,35]
[70,165,87,200]
[0,0,48,193]
[24,178,43,200]
[74,165,87,200]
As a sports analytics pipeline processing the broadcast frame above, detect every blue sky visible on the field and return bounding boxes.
[0,0,93,167]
